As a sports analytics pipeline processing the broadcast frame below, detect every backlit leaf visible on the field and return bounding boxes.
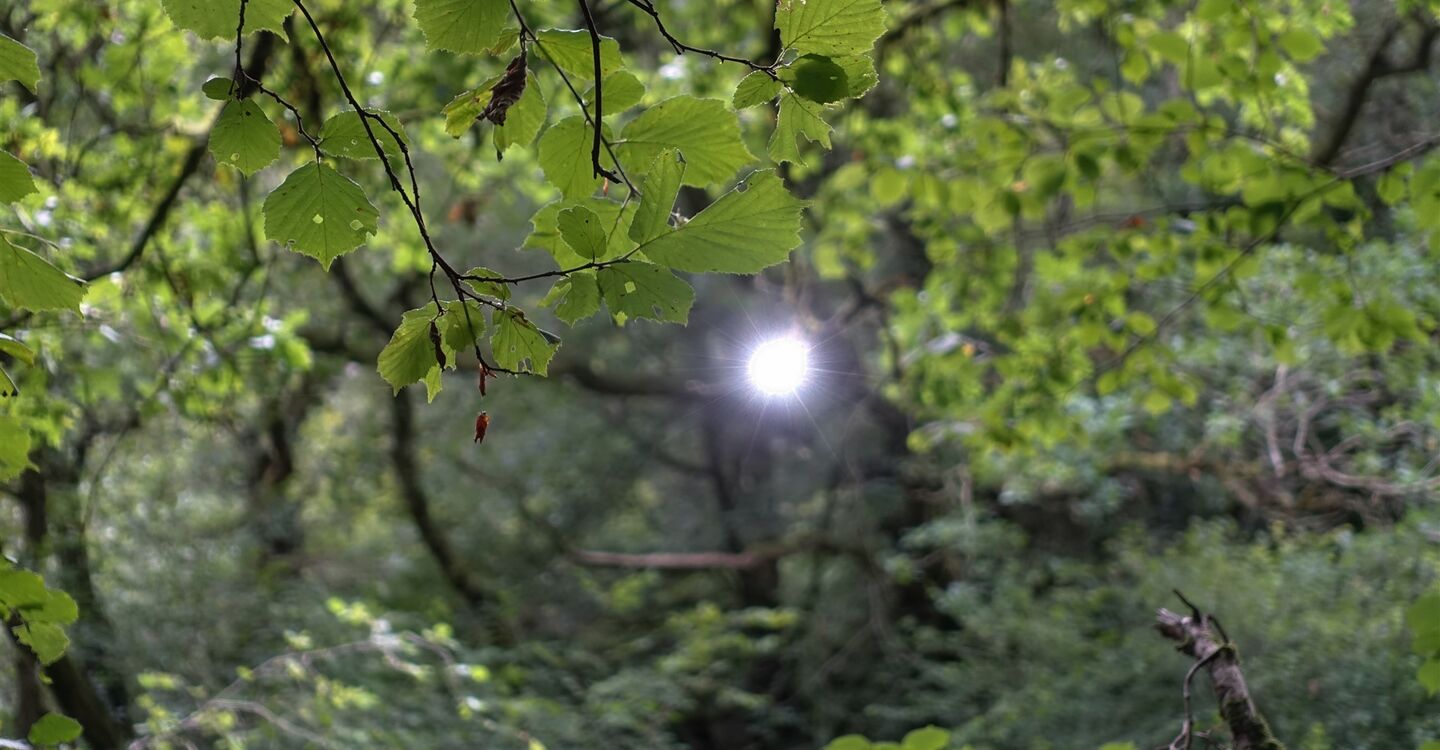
[769,91,832,164]
[209,99,281,176]
[0,151,37,203]
[598,262,694,324]
[318,110,410,162]
[629,149,685,245]
[616,96,753,187]
[639,171,805,273]
[0,237,86,312]
[534,29,623,81]
[28,713,81,746]
[161,0,293,39]
[414,0,511,55]
[775,0,887,57]
[0,34,40,92]
[491,308,558,375]
[263,163,380,269]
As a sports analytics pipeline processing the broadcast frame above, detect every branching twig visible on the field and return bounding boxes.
[622,0,777,75]
[1155,596,1286,750]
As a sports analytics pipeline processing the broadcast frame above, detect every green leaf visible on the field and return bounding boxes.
[491,308,558,375]
[901,726,950,750]
[378,305,445,395]
[0,237,86,312]
[0,151,37,203]
[538,116,607,199]
[413,0,511,55]
[443,74,503,137]
[161,0,294,39]
[0,333,35,365]
[0,415,32,479]
[1408,594,1440,637]
[0,34,40,93]
[534,29,623,81]
[769,91,832,164]
[318,110,410,162]
[629,149,685,245]
[201,76,234,100]
[825,736,872,750]
[775,0,887,56]
[785,54,851,104]
[587,70,646,114]
[598,262,694,324]
[734,71,783,108]
[495,73,548,153]
[1150,31,1190,64]
[543,273,602,325]
[33,591,79,626]
[15,621,69,665]
[209,99,281,176]
[1278,28,1323,62]
[1420,658,1440,696]
[639,171,805,273]
[440,300,488,352]
[558,206,609,261]
[617,96,753,187]
[0,333,33,397]
[527,198,635,267]
[263,163,380,269]
[463,266,512,301]
[0,568,48,608]
[28,713,82,746]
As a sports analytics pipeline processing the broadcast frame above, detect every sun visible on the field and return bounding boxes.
[747,337,810,396]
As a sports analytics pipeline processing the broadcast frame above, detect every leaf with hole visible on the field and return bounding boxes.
[209,99,281,176]
[318,110,410,162]
[598,262,694,324]
[491,308,558,375]
[542,273,602,325]
[263,163,380,269]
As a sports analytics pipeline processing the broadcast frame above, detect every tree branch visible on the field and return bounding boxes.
[1312,16,1439,167]
[1155,598,1286,750]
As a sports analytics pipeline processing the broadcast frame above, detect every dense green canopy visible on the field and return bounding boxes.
[2,0,1440,748]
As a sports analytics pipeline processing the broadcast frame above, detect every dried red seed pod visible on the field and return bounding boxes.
[474,412,490,444]
[477,362,497,396]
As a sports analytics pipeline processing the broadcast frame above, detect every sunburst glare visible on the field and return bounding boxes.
[747,336,811,396]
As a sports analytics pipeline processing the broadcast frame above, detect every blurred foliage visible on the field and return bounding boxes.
[4,0,1440,748]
